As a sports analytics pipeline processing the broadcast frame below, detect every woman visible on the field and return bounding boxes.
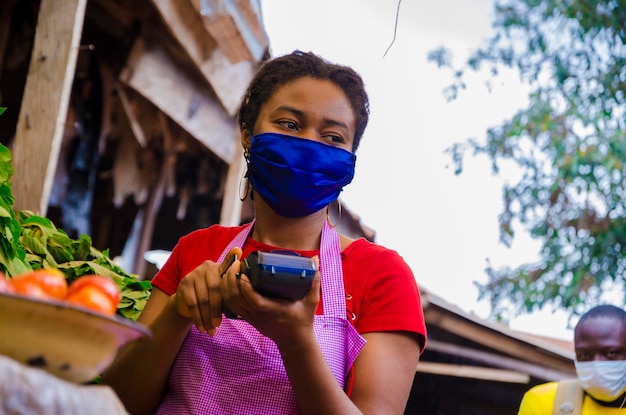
[102,50,426,415]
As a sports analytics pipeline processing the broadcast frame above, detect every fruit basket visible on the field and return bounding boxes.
[0,292,150,383]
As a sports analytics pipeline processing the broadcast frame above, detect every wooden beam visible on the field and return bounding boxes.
[425,307,575,375]
[11,0,87,215]
[120,37,237,163]
[219,139,245,226]
[416,361,530,384]
[132,111,175,278]
[190,0,267,64]
[150,0,259,116]
[115,85,148,148]
[233,0,268,59]
[426,339,574,381]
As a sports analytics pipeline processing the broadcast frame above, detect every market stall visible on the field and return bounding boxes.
[1,0,269,279]
[0,1,269,412]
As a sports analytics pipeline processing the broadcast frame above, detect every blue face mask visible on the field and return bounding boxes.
[246,132,356,217]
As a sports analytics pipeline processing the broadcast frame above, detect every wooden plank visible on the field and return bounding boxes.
[416,362,530,384]
[200,13,252,63]
[150,0,259,116]
[423,292,575,359]
[115,85,148,148]
[425,307,576,375]
[119,37,237,163]
[190,0,267,64]
[219,139,245,226]
[234,0,268,59]
[132,111,174,278]
[11,0,87,215]
[426,339,573,381]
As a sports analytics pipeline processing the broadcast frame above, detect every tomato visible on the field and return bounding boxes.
[10,281,49,299]
[67,275,120,306]
[65,285,117,316]
[66,275,120,316]
[0,272,14,294]
[9,268,68,300]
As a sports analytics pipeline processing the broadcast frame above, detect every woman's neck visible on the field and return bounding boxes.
[251,204,327,251]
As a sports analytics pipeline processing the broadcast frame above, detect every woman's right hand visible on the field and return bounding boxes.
[171,247,242,335]
[221,255,321,347]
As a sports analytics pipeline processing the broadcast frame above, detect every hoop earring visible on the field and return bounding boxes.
[326,199,342,228]
[239,171,250,201]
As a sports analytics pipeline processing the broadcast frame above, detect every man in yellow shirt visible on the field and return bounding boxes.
[518,304,626,414]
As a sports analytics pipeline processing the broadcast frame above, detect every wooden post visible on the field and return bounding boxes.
[220,137,245,226]
[11,0,87,216]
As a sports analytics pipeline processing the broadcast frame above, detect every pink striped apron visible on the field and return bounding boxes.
[156,221,366,414]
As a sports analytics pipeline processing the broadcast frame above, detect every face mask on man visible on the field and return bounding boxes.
[575,360,626,402]
[246,132,356,217]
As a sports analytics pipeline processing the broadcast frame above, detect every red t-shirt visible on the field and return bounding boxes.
[153,224,426,348]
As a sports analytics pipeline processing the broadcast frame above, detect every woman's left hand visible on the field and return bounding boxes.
[220,255,321,346]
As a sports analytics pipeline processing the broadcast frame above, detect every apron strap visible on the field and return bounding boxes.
[217,220,255,263]
[319,220,344,317]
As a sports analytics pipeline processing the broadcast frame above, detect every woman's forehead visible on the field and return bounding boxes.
[270,77,348,104]
[262,77,356,128]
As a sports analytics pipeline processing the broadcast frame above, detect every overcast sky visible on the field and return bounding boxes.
[259,0,575,340]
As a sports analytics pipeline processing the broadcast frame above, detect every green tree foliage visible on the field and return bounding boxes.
[428,0,626,319]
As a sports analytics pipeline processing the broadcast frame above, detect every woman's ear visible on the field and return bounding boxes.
[241,125,252,153]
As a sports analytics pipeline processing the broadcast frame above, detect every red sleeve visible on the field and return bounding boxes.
[342,239,427,351]
[151,225,244,295]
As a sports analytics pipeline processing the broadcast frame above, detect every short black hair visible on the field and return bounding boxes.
[238,50,370,152]
[575,304,626,335]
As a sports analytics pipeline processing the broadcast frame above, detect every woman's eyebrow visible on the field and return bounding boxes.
[322,117,349,131]
[275,105,350,131]
[275,105,304,117]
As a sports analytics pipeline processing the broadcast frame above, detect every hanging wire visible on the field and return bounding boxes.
[382,0,402,58]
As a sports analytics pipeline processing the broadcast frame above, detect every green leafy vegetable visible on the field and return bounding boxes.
[0,142,151,321]
[0,144,31,277]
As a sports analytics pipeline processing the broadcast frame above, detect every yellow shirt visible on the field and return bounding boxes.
[518,382,625,415]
